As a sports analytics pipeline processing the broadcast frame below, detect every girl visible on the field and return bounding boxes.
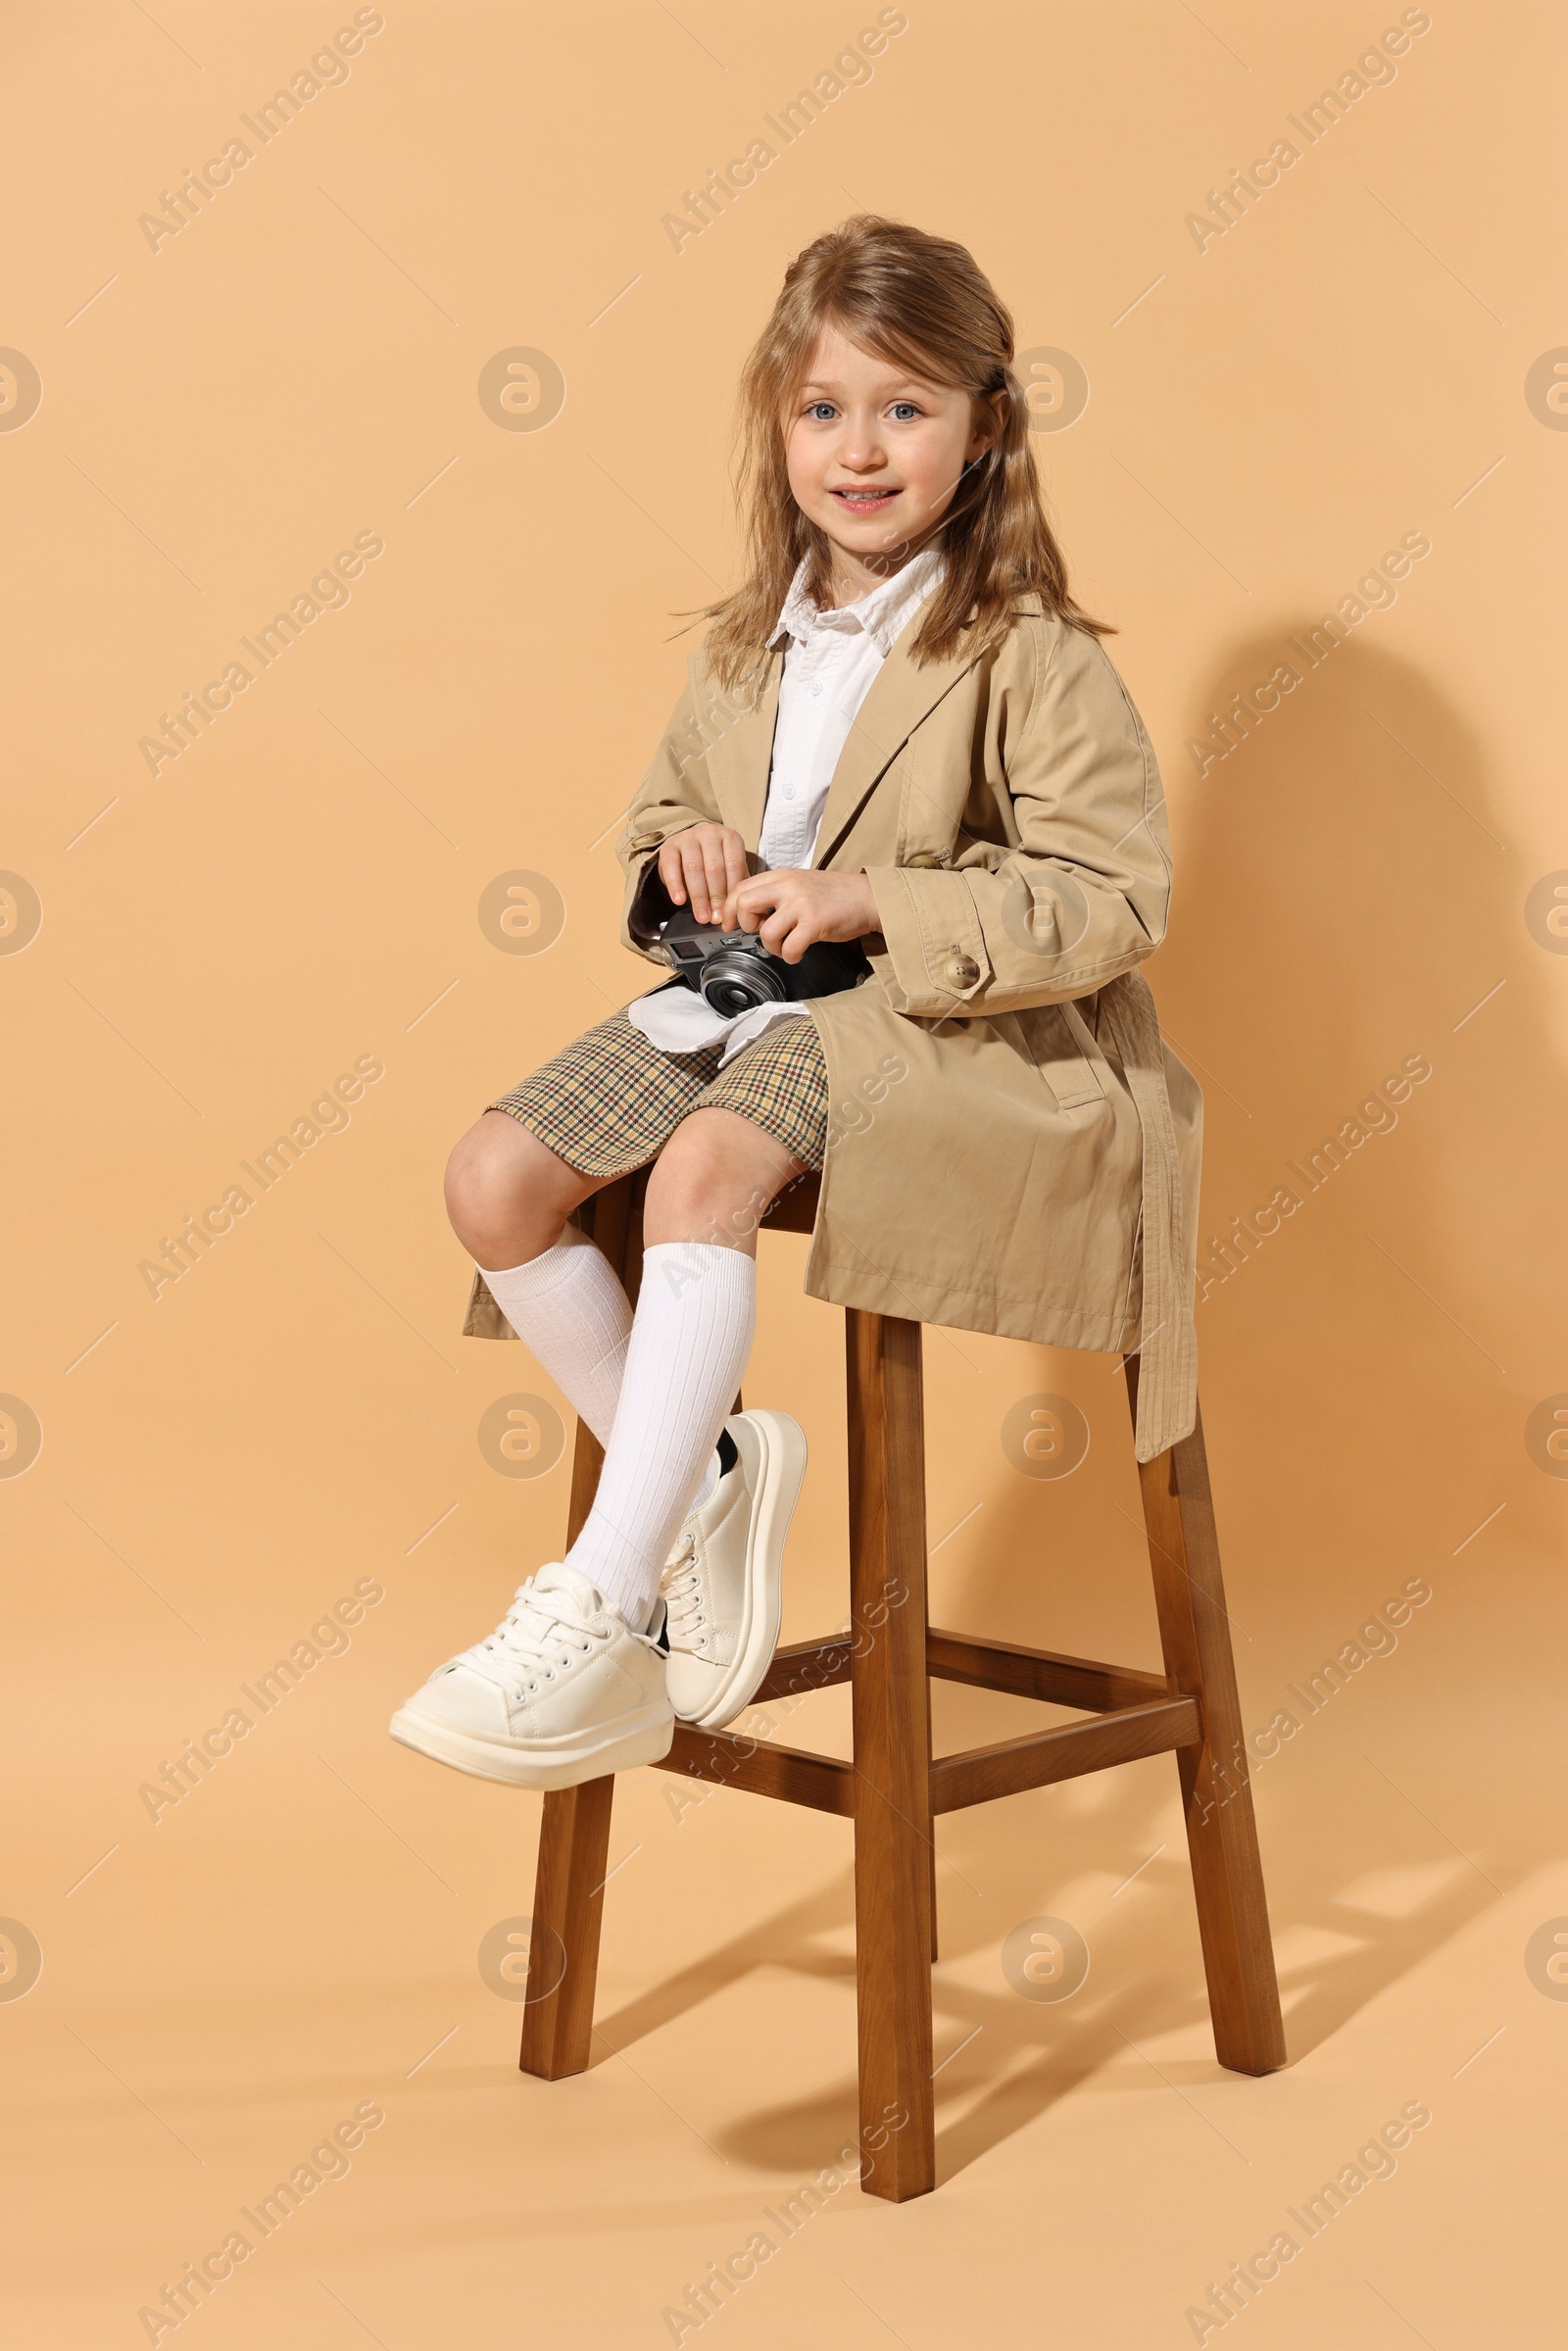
[390,215,1200,1791]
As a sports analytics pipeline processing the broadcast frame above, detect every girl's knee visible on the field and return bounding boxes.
[649,1111,730,1198]
[444,1118,505,1211]
[444,1137,497,1241]
[444,1114,564,1250]
[646,1110,795,1241]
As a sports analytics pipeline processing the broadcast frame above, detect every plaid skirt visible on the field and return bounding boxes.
[489,1001,829,1175]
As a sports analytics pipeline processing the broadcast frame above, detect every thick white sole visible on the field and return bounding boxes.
[685,1407,808,1732]
[389,1695,674,1789]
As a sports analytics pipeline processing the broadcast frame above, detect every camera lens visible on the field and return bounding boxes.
[701,946,787,1018]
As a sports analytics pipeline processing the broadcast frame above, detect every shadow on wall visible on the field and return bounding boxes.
[1161,615,1547,1464]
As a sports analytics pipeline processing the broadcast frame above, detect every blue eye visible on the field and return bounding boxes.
[890,402,921,420]
[808,401,837,421]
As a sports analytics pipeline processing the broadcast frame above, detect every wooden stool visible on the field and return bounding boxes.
[517,1168,1285,2201]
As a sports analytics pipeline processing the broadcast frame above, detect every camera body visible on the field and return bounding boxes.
[628,860,869,1019]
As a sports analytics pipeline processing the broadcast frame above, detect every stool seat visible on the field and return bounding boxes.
[517,1169,1285,2201]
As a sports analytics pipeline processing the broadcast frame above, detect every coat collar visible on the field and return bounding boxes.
[704,557,982,865]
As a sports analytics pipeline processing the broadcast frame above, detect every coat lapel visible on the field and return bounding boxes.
[808,627,980,869]
[705,613,979,864]
[704,655,783,852]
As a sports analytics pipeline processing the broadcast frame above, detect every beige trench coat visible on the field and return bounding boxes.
[468,595,1201,1461]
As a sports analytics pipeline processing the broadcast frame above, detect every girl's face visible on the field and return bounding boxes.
[784,323,1003,584]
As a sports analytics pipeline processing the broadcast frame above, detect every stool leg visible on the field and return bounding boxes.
[518,1776,614,2078]
[1126,1365,1286,2076]
[846,1309,936,2201]
[927,1686,939,1964]
[519,1176,642,2081]
[519,1406,617,2080]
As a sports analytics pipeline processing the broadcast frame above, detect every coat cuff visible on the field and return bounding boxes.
[864,864,992,1015]
[619,843,667,956]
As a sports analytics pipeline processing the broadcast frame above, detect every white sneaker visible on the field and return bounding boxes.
[660,1409,807,1731]
[389,1560,674,1789]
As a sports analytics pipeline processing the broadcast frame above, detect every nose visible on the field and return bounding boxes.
[834,412,886,474]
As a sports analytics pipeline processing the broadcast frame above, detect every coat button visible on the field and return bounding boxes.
[943,950,980,989]
[906,851,946,868]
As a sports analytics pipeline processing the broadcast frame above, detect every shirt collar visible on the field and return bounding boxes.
[771,542,946,657]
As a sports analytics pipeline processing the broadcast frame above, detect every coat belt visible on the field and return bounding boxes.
[1097,968,1199,1462]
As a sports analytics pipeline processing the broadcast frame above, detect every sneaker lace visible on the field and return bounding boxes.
[464,1581,608,1692]
[661,1533,707,1636]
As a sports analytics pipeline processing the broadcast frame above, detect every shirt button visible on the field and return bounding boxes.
[783,785,796,800]
[809,683,823,697]
[943,950,980,989]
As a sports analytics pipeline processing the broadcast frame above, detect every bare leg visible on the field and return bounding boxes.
[643,1106,808,1254]
[445,1108,606,1269]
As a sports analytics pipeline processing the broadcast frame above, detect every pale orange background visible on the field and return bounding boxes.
[3,3,1565,2344]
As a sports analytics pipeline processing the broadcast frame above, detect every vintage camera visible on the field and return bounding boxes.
[628,860,870,1019]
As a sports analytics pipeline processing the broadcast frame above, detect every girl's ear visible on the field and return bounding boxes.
[968,385,1008,459]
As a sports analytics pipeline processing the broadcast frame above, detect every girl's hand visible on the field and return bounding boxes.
[720,867,879,962]
[659,823,749,924]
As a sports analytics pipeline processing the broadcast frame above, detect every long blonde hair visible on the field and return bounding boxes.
[696,215,1109,694]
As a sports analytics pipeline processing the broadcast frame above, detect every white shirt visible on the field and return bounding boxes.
[627,546,945,1065]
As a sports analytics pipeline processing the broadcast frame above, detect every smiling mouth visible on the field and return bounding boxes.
[829,485,900,511]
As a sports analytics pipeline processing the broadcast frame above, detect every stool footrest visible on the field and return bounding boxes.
[754,1629,1173,1714]
[755,1635,855,1702]
[929,1694,1201,1814]
[655,1726,855,1816]
[927,1628,1170,1714]
[651,1693,1200,1819]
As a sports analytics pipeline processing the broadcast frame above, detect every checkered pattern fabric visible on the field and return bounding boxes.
[488,1004,828,1175]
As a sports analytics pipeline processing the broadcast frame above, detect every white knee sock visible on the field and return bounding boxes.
[477,1225,632,1447]
[477,1227,726,1517]
[566,1243,757,1631]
